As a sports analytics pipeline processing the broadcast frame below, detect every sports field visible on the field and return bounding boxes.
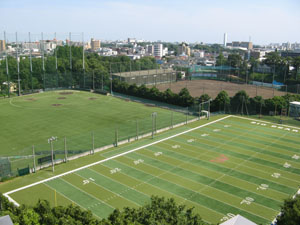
[0,90,187,157]
[4,115,300,225]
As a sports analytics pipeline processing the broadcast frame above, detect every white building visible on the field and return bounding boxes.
[194,51,205,58]
[223,33,227,47]
[154,43,163,58]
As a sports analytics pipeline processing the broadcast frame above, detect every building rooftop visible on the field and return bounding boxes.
[220,215,257,225]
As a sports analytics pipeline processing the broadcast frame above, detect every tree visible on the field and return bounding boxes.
[216,53,227,67]
[212,91,230,112]
[276,195,300,225]
[231,90,249,114]
[198,94,211,103]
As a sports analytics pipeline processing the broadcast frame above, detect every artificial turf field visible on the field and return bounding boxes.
[4,115,300,225]
[0,90,187,157]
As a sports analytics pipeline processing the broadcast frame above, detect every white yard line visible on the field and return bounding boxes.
[232,115,300,130]
[4,115,232,205]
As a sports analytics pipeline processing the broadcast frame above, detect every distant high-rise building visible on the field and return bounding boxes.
[223,33,227,47]
[154,43,163,58]
[178,42,191,56]
[91,38,101,51]
[230,41,253,50]
[147,45,154,55]
[0,40,6,52]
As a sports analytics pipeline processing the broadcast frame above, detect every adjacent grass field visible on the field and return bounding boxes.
[5,115,300,225]
[0,90,187,157]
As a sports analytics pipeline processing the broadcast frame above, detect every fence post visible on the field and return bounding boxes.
[91,132,94,154]
[64,137,67,162]
[136,119,139,140]
[115,127,118,147]
[32,145,36,173]
[186,107,188,124]
[171,112,173,128]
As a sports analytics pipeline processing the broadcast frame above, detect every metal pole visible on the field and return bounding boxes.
[93,70,95,90]
[92,132,94,154]
[32,145,36,173]
[4,31,10,98]
[102,73,104,91]
[55,32,58,88]
[69,32,72,88]
[198,103,201,120]
[41,32,45,90]
[64,137,67,162]
[152,114,154,139]
[259,101,262,119]
[110,63,112,95]
[186,107,188,124]
[272,64,275,97]
[51,141,54,172]
[115,127,118,147]
[171,111,173,128]
[208,100,211,119]
[297,84,299,94]
[82,32,85,89]
[136,119,138,140]
[29,32,33,92]
[16,32,21,96]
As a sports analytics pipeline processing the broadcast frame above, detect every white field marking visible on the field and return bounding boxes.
[257,184,269,191]
[292,129,299,132]
[271,125,277,128]
[133,159,144,165]
[172,144,181,149]
[137,145,285,207]
[73,172,142,208]
[220,213,235,222]
[119,154,275,220]
[88,167,150,200]
[292,155,299,160]
[154,152,162,157]
[3,115,233,205]
[201,133,209,137]
[187,138,196,143]
[176,127,300,188]
[83,180,90,185]
[132,149,281,212]
[57,176,115,210]
[224,125,231,128]
[240,197,254,205]
[181,130,300,183]
[251,121,256,124]
[110,168,121,174]
[283,162,291,168]
[100,159,225,221]
[278,126,283,129]
[42,182,103,220]
[213,129,221,132]
[271,173,281,178]
[158,139,296,192]
[233,115,300,130]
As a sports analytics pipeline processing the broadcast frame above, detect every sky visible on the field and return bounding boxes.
[0,0,300,45]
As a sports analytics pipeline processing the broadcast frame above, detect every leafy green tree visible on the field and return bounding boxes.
[212,91,230,112]
[198,94,211,103]
[231,90,249,114]
[216,53,227,66]
[276,195,300,225]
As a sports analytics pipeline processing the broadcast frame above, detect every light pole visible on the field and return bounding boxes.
[152,112,157,139]
[48,136,58,172]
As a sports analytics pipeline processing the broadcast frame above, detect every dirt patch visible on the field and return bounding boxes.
[89,97,97,100]
[57,97,66,100]
[25,98,36,101]
[52,104,62,107]
[59,92,73,95]
[155,80,288,99]
[125,99,130,102]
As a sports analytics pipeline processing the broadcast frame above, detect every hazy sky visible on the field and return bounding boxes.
[1,0,299,44]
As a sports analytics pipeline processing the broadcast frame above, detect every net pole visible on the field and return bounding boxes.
[171,111,173,128]
[55,32,58,88]
[186,107,188,124]
[32,145,36,173]
[82,32,85,89]
[51,141,54,172]
[64,137,67,162]
[91,132,95,154]
[16,32,21,96]
[69,32,72,88]
[115,127,118,147]
[41,32,46,90]
[136,119,139,140]
[29,32,33,92]
[208,100,211,120]
[4,31,10,98]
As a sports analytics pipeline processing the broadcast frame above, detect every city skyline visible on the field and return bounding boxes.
[0,0,300,45]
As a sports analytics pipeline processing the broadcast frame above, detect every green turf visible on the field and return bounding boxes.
[0,90,190,174]
[5,115,300,224]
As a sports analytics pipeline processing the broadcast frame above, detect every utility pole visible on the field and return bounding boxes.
[16,32,21,96]
[69,32,72,88]
[110,63,112,95]
[41,32,45,90]
[82,32,85,89]
[152,112,157,139]
[4,31,10,98]
[29,32,33,92]
[32,145,36,173]
[55,32,58,88]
